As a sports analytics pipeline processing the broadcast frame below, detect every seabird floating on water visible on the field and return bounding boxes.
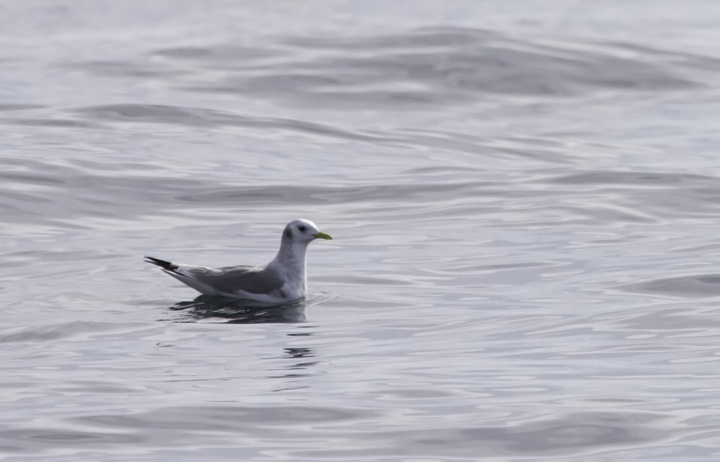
[146,219,332,303]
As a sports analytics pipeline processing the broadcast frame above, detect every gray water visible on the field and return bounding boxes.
[3,1,720,460]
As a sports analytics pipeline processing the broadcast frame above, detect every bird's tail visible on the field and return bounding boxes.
[144,256,179,272]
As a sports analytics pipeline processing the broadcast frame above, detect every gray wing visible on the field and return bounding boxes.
[185,265,285,295]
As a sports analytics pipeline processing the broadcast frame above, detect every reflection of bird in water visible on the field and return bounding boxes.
[283,348,317,370]
[284,347,313,359]
[169,295,306,324]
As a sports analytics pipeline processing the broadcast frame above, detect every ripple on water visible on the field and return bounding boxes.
[619,274,720,298]
[0,407,671,459]
[148,27,698,109]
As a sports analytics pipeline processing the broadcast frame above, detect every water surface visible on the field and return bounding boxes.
[3,1,720,461]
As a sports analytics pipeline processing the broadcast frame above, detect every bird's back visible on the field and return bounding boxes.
[185,265,285,296]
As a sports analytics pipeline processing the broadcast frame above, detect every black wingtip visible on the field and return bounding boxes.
[144,256,179,271]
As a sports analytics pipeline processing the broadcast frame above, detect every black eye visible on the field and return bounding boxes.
[298,225,307,232]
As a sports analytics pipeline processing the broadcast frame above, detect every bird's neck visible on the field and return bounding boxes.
[271,239,308,283]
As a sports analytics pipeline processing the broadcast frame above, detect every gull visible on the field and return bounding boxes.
[145,219,332,303]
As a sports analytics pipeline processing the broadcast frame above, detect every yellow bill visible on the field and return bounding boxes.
[313,232,333,240]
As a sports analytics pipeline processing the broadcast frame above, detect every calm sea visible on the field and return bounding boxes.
[2,1,720,460]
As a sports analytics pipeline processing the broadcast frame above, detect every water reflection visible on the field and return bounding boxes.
[270,347,319,385]
[169,295,306,323]
[284,347,318,370]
